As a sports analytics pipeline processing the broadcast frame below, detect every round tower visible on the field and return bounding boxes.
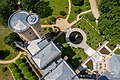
[27,13,46,40]
[8,10,45,41]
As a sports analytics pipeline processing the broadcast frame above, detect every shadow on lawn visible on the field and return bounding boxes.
[0,50,10,60]
[33,1,53,18]
[54,32,82,68]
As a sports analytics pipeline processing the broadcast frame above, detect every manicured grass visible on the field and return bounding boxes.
[106,42,116,50]
[100,47,110,55]
[115,49,120,54]
[54,33,88,68]
[0,64,14,80]
[0,27,18,60]
[83,12,97,29]
[72,18,104,49]
[68,4,78,23]
[68,0,90,23]
[86,60,93,71]
[40,0,68,24]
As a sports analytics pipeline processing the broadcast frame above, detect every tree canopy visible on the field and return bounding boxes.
[4,32,22,50]
[98,0,120,44]
[72,0,84,6]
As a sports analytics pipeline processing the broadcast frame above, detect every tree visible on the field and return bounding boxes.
[4,32,22,50]
[0,0,18,26]
[19,63,26,70]
[98,0,120,44]
[17,77,25,80]
[72,0,84,6]
[21,0,39,11]
[33,1,53,18]
[14,73,22,79]
[11,67,19,74]
[60,11,66,16]
[24,72,33,79]
[22,66,31,74]
[9,63,17,69]
[15,58,23,65]
[74,7,82,14]
[2,67,8,72]
[0,50,10,60]
[50,17,56,22]
[29,76,38,80]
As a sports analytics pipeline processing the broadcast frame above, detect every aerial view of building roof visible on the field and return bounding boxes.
[28,39,61,69]
[0,0,120,80]
[98,54,120,80]
[42,60,79,80]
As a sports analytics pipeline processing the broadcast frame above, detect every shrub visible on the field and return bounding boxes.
[24,72,33,79]
[60,11,66,16]
[74,7,82,14]
[11,68,19,74]
[15,58,23,65]
[29,76,38,80]
[50,17,56,22]
[9,63,16,69]
[17,77,25,80]
[19,63,26,70]
[14,73,22,79]
[2,67,8,72]
[72,0,84,6]
[22,66,31,74]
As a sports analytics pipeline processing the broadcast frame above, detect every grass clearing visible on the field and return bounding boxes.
[100,47,110,55]
[68,0,90,23]
[72,18,104,49]
[0,64,14,80]
[0,27,18,60]
[86,60,93,71]
[40,0,68,24]
[115,49,120,54]
[54,33,88,68]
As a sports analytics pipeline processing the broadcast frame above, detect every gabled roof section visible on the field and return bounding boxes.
[27,39,48,55]
[32,41,61,69]
[99,54,120,80]
[43,60,79,80]
[108,54,120,78]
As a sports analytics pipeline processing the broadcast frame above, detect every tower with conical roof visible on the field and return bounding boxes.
[8,10,45,41]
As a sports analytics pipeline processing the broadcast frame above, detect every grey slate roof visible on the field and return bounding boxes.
[99,54,120,80]
[32,41,61,69]
[8,10,30,32]
[42,60,79,80]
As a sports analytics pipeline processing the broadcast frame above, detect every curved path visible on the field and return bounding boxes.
[65,0,71,20]
[89,0,100,19]
[0,52,28,64]
[70,10,92,26]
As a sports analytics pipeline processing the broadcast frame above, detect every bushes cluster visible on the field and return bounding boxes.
[9,58,38,80]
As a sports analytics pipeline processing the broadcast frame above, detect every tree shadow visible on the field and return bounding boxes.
[0,50,10,60]
[33,1,53,18]
[54,32,81,68]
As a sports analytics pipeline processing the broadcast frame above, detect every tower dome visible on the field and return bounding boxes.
[8,10,30,32]
[27,13,39,25]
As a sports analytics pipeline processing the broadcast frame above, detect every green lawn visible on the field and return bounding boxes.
[83,12,97,29]
[106,42,116,50]
[115,49,120,54]
[40,0,68,24]
[68,0,90,23]
[54,33,88,68]
[0,27,18,60]
[72,18,104,50]
[0,64,14,80]
[100,47,110,55]
[86,60,93,71]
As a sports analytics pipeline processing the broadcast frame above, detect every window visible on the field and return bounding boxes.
[29,32,32,34]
